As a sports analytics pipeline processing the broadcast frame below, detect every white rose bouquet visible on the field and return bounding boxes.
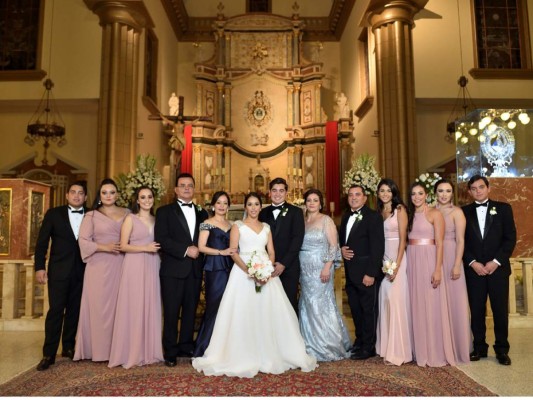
[246,251,274,293]
[415,172,442,205]
[343,153,381,196]
[382,257,398,279]
[115,154,166,208]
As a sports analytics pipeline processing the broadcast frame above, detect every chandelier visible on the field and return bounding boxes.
[25,78,67,165]
[24,0,66,166]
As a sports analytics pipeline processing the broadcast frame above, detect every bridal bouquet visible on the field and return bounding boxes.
[246,251,274,293]
[382,257,398,278]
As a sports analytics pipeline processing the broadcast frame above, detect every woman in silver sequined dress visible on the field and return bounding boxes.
[298,189,351,361]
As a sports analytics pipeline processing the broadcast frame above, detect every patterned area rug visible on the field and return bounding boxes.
[0,357,494,396]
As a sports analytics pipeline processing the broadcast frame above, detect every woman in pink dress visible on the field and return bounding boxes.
[109,187,164,368]
[74,178,130,362]
[407,182,455,367]
[376,179,413,365]
[434,178,470,364]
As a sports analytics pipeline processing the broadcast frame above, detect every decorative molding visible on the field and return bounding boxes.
[0,70,47,82]
[161,0,356,42]
[469,68,533,80]
[354,96,374,120]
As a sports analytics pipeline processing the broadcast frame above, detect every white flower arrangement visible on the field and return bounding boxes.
[246,251,274,293]
[115,154,166,208]
[281,207,289,217]
[343,153,381,196]
[415,172,442,205]
[293,198,305,206]
[490,206,497,216]
[382,257,398,277]
[353,212,363,222]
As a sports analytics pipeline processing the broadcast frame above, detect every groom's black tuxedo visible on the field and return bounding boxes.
[462,199,516,354]
[339,205,384,353]
[259,203,304,312]
[34,205,86,358]
[155,201,208,359]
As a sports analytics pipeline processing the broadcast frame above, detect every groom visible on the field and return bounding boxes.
[155,173,208,366]
[259,177,304,312]
[340,184,384,360]
[462,175,516,365]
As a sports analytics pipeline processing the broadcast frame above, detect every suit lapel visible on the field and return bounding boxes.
[61,206,77,240]
[173,202,192,241]
[193,205,201,243]
[483,201,493,238]
[273,206,285,238]
[469,205,483,242]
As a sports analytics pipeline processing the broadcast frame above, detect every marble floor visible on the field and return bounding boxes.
[1,328,532,396]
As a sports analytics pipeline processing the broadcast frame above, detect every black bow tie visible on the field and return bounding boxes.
[272,205,284,211]
[179,201,193,208]
[69,208,83,214]
[475,202,488,208]
[350,210,362,216]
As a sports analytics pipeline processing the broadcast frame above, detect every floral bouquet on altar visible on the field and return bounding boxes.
[246,251,274,293]
[115,154,166,208]
[415,172,442,205]
[382,257,398,279]
[342,153,381,196]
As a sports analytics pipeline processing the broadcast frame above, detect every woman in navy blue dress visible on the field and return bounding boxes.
[193,191,237,357]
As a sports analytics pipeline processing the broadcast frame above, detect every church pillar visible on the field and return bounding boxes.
[293,83,301,126]
[224,147,232,191]
[365,0,428,198]
[84,0,152,183]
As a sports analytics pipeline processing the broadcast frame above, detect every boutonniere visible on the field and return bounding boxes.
[489,206,497,216]
[196,204,203,212]
[281,207,289,217]
[355,212,363,222]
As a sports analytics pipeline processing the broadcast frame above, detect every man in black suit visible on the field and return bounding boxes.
[462,175,516,366]
[34,181,87,371]
[259,177,304,312]
[340,184,384,360]
[155,173,208,366]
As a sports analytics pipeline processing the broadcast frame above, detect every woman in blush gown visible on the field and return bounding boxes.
[375,179,413,366]
[434,179,470,364]
[298,189,351,361]
[406,182,455,367]
[193,191,237,357]
[74,178,130,362]
[192,192,317,378]
[108,187,164,368]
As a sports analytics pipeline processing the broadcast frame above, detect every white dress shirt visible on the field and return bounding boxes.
[475,201,488,238]
[178,199,196,240]
[345,207,362,243]
[68,206,84,240]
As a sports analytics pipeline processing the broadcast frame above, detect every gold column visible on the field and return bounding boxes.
[84,0,152,183]
[366,0,428,198]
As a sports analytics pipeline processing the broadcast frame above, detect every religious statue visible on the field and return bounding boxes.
[169,92,180,116]
[333,92,350,120]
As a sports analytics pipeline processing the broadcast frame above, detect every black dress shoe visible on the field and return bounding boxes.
[164,359,177,367]
[496,353,511,366]
[349,345,361,354]
[350,348,376,360]
[61,349,75,359]
[36,357,55,371]
[469,350,488,361]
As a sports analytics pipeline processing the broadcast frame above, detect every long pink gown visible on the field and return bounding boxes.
[407,209,455,367]
[74,210,128,361]
[441,207,471,364]
[108,215,164,368]
[376,213,413,365]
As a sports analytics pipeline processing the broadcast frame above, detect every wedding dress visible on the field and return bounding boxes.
[192,221,317,378]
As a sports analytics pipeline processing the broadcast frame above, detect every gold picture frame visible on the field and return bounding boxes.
[28,190,45,255]
[0,188,13,255]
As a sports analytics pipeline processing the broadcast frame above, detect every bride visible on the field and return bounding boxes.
[192,192,317,378]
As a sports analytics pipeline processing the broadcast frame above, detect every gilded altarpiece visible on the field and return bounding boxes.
[189,14,333,204]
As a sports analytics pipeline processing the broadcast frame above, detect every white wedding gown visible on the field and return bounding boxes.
[192,221,317,378]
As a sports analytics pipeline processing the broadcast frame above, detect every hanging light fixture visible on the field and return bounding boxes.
[445,75,477,143]
[24,0,66,166]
